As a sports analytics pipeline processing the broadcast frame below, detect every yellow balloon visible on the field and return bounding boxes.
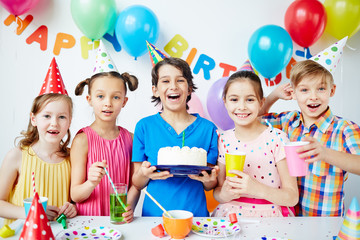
[324,0,360,39]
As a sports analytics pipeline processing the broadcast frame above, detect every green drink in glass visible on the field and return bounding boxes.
[109,183,127,224]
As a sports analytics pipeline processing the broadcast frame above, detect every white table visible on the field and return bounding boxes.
[4,216,343,240]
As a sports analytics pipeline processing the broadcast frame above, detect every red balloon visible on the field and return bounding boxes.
[0,0,40,16]
[285,0,327,48]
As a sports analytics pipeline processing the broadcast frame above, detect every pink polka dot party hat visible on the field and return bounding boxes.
[146,41,168,67]
[39,57,68,95]
[93,40,118,74]
[19,192,55,240]
[310,36,347,76]
[336,197,360,240]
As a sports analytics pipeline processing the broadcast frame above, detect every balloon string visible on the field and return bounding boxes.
[345,43,356,51]
[339,57,344,115]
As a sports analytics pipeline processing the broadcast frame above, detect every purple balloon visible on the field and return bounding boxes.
[206,77,235,131]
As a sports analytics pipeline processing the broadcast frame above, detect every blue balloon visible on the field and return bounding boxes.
[115,5,159,59]
[248,25,293,79]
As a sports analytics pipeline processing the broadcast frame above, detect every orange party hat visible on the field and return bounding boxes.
[19,192,55,240]
[146,41,168,67]
[39,57,68,95]
[336,197,360,240]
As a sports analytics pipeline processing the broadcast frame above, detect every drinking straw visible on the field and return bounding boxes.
[31,172,36,196]
[142,189,173,218]
[103,167,127,211]
[182,131,185,147]
[265,119,286,145]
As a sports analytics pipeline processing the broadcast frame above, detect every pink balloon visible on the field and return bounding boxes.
[0,0,40,16]
[188,93,206,118]
[206,77,234,131]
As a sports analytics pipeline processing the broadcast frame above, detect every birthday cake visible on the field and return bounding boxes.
[157,146,207,166]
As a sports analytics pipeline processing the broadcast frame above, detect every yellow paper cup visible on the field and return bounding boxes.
[225,152,246,177]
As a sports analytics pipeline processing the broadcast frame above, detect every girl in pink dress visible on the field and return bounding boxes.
[70,71,139,222]
[212,70,298,218]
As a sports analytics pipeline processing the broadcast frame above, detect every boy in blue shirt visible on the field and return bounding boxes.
[132,57,219,217]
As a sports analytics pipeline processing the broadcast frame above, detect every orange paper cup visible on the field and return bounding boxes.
[163,210,193,239]
[225,152,246,177]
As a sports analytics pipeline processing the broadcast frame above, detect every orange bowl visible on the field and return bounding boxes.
[163,210,193,239]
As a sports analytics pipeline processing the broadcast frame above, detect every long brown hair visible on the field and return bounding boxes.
[18,93,73,157]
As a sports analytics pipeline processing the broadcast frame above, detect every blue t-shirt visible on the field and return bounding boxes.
[132,113,218,217]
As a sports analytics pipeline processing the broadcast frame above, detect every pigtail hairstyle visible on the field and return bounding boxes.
[120,72,139,92]
[18,93,73,158]
[74,78,91,96]
[75,72,138,96]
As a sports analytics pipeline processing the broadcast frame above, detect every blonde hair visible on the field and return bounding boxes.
[18,93,73,157]
[290,60,333,88]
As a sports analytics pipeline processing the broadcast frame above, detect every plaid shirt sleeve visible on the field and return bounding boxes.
[342,120,360,155]
[261,111,297,132]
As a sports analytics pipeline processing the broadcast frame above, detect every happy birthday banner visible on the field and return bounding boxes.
[2,13,297,88]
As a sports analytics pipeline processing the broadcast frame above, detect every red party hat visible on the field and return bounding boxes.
[19,192,55,240]
[39,57,68,95]
[146,41,168,67]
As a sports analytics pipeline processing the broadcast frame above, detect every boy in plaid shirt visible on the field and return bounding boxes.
[261,38,360,216]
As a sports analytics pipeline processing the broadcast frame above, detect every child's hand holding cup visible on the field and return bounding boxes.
[284,141,309,176]
[225,152,246,177]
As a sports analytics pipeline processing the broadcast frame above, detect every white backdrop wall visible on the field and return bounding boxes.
[0,0,359,212]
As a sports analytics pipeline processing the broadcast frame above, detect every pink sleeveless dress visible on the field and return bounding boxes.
[76,126,132,216]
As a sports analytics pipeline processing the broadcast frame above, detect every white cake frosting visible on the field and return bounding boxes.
[157,146,207,166]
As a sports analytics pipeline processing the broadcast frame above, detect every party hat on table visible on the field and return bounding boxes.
[19,192,55,240]
[336,197,360,240]
[146,41,168,67]
[93,40,118,74]
[310,36,347,76]
[39,57,68,95]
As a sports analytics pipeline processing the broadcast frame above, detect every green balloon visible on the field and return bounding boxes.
[71,0,117,41]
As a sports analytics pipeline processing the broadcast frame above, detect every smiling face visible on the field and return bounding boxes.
[152,64,191,113]
[87,76,128,123]
[292,75,336,127]
[30,98,71,145]
[224,79,264,128]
